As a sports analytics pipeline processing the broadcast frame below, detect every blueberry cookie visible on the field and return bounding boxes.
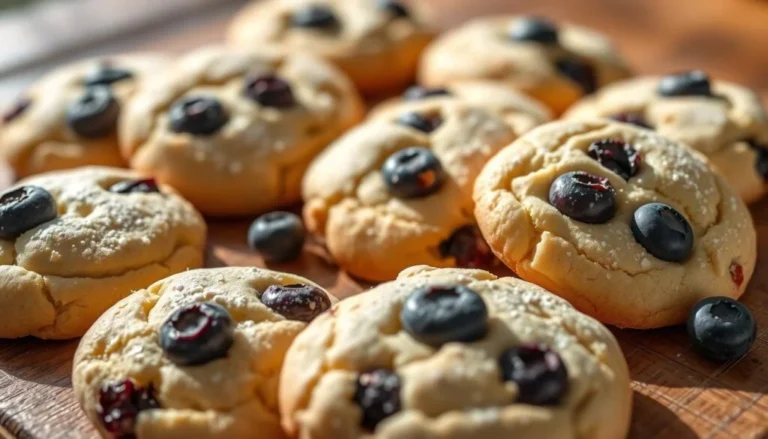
[473,119,757,329]
[120,46,364,216]
[227,0,434,95]
[370,82,553,135]
[73,267,336,439]
[302,98,532,281]
[418,16,631,115]
[0,54,167,178]
[565,71,768,203]
[280,266,632,439]
[0,166,206,339]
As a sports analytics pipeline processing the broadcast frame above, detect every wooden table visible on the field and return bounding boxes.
[2,0,768,438]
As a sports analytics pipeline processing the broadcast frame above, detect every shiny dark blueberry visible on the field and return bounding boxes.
[0,186,57,239]
[587,139,641,180]
[499,344,569,405]
[401,285,488,347]
[378,0,410,18]
[747,139,768,180]
[397,111,442,133]
[509,17,559,44]
[292,5,339,29]
[247,211,306,263]
[97,379,160,439]
[631,203,693,262]
[402,86,451,101]
[609,113,652,130]
[657,70,712,97]
[439,225,494,269]
[2,97,31,124]
[244,74,296,109]
[548,171,616,224]
[67,86,120,138]
[261,284,331,322]
[382,147,446,198]
[354,369,402,430]
[83,61,134,87]
[159,302,235,366]
[169,96,228,136]
[109,178,160,194]
[555,57,597,94]
[688,297,756,362]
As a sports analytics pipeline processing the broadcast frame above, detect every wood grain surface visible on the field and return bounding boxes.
[1,0,768,438]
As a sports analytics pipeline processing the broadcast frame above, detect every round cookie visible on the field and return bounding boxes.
[0,54,168,178]
[473,119,757,329]
[73,267,337,439]
[280,266,632,439]
[418,16,631,115]
[0,166,206,339]
[120,46,365,216]
[564,71,768,203]
[227,0,434,95]
[302,98,533,281]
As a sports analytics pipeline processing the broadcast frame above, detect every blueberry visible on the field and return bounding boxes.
[401,285,488,347]
[378,0,410,18]
[292,5,339,29]
[109,178,160,194]
[260,284,331,322]
[609,113,653,130]
[746,140,768,180]
[97,379,160,439]
[631,203,693,262]
[397,111,442,133]
[354,369,402,430]
[2,97,31,124]
[509,17,559,44]
[159,302,235,366]
[244,74,296,109]
[402,86,451,101]
[658,71,712,97]
[688,297,756,362]
[439,225,494,269]
[555,57,597,95]
[247,211,306,263]
[548,171,616,224]
[169,96,228,136]
[0,186,57,239]
[587,139,641,180]
[382,147,446,198]
[67,86,120,138]
[83,61,134,87]
[499,344,569,405]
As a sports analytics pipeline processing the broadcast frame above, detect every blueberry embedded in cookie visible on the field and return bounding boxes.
[279,266,632,439]
[168,96,229,136]
[73,267,336,439]
[473,119,757,329]
[0,166,206,339]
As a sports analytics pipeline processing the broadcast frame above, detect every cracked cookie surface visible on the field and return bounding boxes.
[227,0,434,95]
[564,75,768,203]
[74,267,337,439]
[473,119,756,329]
[279,266,631,439]
[418,16,631,115]
[120,46,364,216]
[302,98,534,281]
[0,166,206,339]
[0,54,168,178]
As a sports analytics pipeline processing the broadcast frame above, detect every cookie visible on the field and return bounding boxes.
[120,46,365,216]
[473,119,757,329]
[564,71,768,203]
[302,98,536,281]
[227,0,434,95]
[418,16,631,115]
[73,267,336,439]
[0,54,168,178]
[280,266,632,439]
[0,166,206,339]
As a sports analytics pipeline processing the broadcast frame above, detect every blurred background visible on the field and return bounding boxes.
[0,0,767,102]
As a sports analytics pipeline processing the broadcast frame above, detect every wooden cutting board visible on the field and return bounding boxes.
[2,0,768,438]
